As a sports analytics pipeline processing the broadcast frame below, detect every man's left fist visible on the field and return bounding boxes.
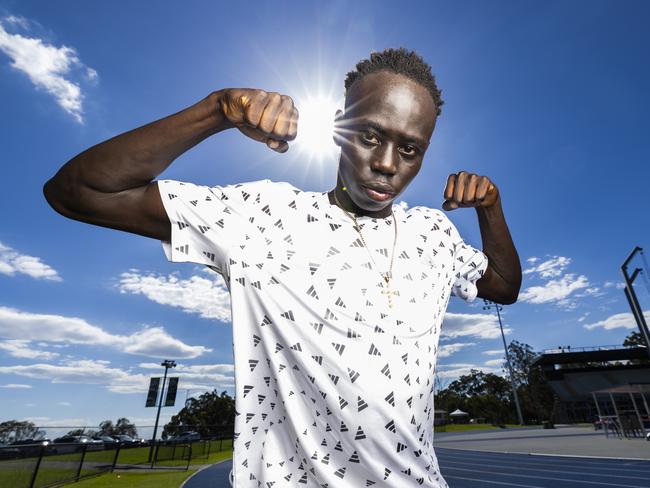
[442,171,499,211]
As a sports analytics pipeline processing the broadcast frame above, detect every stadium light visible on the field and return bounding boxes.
[483,299,525,425]
[621,246,650,359]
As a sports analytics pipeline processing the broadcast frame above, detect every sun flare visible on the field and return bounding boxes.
[293,94,342,163]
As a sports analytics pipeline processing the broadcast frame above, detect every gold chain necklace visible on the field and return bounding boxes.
[332,189,399,308]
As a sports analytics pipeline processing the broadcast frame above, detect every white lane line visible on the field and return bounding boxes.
[437,451,650,475]
[529,452,650,462]
[439,458,650,481]
[443,474,544,488]
[436,446,650,463]
[440,465,649,487]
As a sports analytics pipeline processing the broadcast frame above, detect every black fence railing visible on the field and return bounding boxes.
[0,436,233,488]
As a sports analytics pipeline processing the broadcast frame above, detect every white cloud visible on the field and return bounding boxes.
[519,273,590,307]
[0,340,59,360]
[0,306,211,359]
[438,342,475,358]
[523,256,571,279]
[482,349,503,356]
[118,271,231,322]
[3,15,29,29]
[436,362,502,379]
[441,312,511,339]
[0,242,61,281]
[0,359,234,394]
[0,16,96,123]
[603,281,626,290]
[526,257,539,264]
[57,401,71,406]
[138,362,234,375]
[123,328,211,359]
[583,310,650,331]
[484,358,504,367]
[0,383,32,388]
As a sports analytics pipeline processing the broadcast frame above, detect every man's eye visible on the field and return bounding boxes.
[361,132,379,144]
[399,145,416,156]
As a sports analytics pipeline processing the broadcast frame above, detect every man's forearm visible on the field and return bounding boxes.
[46,90,231,197]
[476,196,522,295]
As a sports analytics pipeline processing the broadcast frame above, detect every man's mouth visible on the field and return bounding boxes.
[361,185,394,202]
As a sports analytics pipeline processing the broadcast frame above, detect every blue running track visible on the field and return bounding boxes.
[184,448,650,487]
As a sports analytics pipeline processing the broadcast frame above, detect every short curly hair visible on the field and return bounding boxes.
[344,47,444,116]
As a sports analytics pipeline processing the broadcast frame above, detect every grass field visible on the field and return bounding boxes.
[65,449,236,488]
[69,468,199,488]
[0,439,234,488]
[189,448,232,466]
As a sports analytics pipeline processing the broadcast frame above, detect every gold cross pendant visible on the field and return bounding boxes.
[381,284,399,309]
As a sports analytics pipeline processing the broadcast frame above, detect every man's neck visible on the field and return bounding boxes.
[327,186,392,219]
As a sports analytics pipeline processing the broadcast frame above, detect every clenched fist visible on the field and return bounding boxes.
[442,171,499,210]
[218,89,299,153]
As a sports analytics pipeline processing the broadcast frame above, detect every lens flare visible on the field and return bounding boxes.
[293,94,342,163]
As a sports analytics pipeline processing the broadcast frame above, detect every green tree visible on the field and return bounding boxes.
[163,390,235,439]
[435,369,515,424]
[0,421,46,443]
[115,418,138,437]
[506,341,556,423]
[98,420,115,435]
[623,330,646,347]
[96,418,137,437]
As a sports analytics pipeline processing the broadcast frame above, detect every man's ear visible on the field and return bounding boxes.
[333,109,344,147]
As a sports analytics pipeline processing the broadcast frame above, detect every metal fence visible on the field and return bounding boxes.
[0,436,233,488]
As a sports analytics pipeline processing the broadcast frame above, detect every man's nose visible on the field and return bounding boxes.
[371,145,397,174]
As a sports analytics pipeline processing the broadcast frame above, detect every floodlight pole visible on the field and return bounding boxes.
[621,246,650,359]
[148,360,176,463]
[483,299,524,425]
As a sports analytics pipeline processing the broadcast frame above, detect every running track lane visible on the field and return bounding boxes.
[184,449,650,487]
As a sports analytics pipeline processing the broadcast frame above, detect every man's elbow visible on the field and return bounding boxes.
[43,175,82,220]
[501,283,521,305]
[481,283,520,305]
[500,292,519,305]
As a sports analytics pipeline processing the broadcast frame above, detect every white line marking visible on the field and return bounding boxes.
[441,465,649,487]
[437,450,650,475]
[439,458,650,481]
[443,474,544,488]
[436,446,650,462]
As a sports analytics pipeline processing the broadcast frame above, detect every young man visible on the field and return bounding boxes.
[44,47,521,487]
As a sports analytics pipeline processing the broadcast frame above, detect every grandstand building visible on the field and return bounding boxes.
[533,345,650,423]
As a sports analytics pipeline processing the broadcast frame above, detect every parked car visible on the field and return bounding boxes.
[169,431,201,442]
[111,434,141,445]
[52,435,103,452]
[92,435,119,448]
[0,445,21,460]
[8,439,55,457]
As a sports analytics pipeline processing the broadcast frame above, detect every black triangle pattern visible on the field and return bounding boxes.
[158,178,487,487]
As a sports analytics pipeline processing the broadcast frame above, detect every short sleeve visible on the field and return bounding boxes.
[448,219,489,303]
[158,178,273,274]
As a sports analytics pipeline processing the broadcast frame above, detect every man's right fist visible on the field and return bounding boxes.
[218,89,298,153]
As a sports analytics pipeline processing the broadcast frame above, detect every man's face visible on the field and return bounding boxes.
[333,71,438,217]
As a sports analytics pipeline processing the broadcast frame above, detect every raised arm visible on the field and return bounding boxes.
[43,89,298,241]
[443,171,522,305]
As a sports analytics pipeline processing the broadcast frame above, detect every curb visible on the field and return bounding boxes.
[180,458,232,488]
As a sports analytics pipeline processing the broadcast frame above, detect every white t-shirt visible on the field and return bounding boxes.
[159,179,488,487]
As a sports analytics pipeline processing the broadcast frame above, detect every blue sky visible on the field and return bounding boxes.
[1,0,649,437]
